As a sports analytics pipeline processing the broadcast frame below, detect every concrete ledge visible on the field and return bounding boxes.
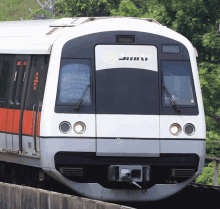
[0,182,134,209]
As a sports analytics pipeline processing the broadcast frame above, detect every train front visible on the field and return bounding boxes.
[40,18,206,201]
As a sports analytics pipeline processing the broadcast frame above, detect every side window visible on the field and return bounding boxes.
[162,61,196,107]
[22,55,48,138]
[24,56,45,111]
[56,59,92,106]
[16,60,27,105]
[11,60,21,104]
[0,59,12,102]
[38,56,49,109]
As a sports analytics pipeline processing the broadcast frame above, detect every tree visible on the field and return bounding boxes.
[26,9,52,20]
[195,161,220,186]
[53,0,120,18]
[111,0,141,17]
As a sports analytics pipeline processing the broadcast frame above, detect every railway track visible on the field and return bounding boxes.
[1,161,220,209]
[175,182,220,204]
[0,161,76,196]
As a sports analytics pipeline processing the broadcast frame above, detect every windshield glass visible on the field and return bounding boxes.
[56,59,91,106]
[162,61,196,107]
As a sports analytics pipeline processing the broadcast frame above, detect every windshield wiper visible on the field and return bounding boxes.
[74,84,91,110]
[162,85,181,112]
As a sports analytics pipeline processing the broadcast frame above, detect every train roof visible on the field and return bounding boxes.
[0,17,161,55]
[0,17,190,55]
[0,17,161,37]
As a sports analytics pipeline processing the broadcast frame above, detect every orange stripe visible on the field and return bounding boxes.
[0,108,41,136]
[22,110,35,135]
[12,109,20,134]
[0,108,7,132]
[6,109,14,133]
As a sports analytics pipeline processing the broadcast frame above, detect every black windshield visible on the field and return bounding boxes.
[56,59,92,106]
[162,61,196,107]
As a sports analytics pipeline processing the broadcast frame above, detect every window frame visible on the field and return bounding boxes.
[56,58,93,107]
[0,55,15,108]
[15,60,28,105]
[0,59,13,102]
[161,60,198,108]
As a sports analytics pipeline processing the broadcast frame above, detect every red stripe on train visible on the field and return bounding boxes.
[0,108,41,136]
[0,108,7,132]
[6,109,14,133]
[22,110,35,135]
[13,109,20,134]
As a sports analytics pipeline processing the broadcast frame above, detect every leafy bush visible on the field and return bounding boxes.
[111,0,141,17]
[196,161,220,186]
[206,133,220,158]
[26,9,51,20]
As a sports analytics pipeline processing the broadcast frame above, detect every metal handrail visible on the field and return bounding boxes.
[205,156,220,186]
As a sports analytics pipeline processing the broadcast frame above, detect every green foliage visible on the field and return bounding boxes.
[199,63,220,116]
[53,0,120,18]
[196,161,220,186]
[111,0,141,17]
[26,9,51,20]
[0,0,46,21]
[206,134,220,157]
[110,0,171,24]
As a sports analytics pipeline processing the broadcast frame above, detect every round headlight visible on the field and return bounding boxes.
[170,123,181,136]
[73,122,86,134]
[184,123,195,136]
[59,121,71,134]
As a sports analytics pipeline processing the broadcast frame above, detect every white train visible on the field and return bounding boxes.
[0,17,206,201]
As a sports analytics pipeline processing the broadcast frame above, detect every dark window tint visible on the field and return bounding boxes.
[162,45,180,53]
[0,60,12,101]
[24,56,45,110]
[17,60,27,104]
[162,61,196,106]
[96,68,159,115]
[11,61,21,104]
[56,59,92,106]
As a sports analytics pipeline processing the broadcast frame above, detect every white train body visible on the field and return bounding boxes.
[0,17,206,201]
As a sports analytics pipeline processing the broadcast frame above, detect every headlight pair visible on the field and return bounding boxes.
[59,121,86,134]
[170,123,195,136]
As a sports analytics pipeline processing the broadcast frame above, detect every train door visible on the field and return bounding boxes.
[6,55,31,152]
[22,55,48,155]
[0,55,14,151]
[95,45,160,157]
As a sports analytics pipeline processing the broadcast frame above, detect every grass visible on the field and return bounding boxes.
[0,0,47,21]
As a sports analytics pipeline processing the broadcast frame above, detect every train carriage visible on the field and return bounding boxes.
[0,17,206,201]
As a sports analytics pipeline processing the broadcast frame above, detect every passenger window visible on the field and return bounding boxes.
[56,59,92,106]
[0,60,12,101]
[24,56,45,110]
[17,60,27,104]
[11,60,21,104]
[162,61,196,106]
[22,55,48,138]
